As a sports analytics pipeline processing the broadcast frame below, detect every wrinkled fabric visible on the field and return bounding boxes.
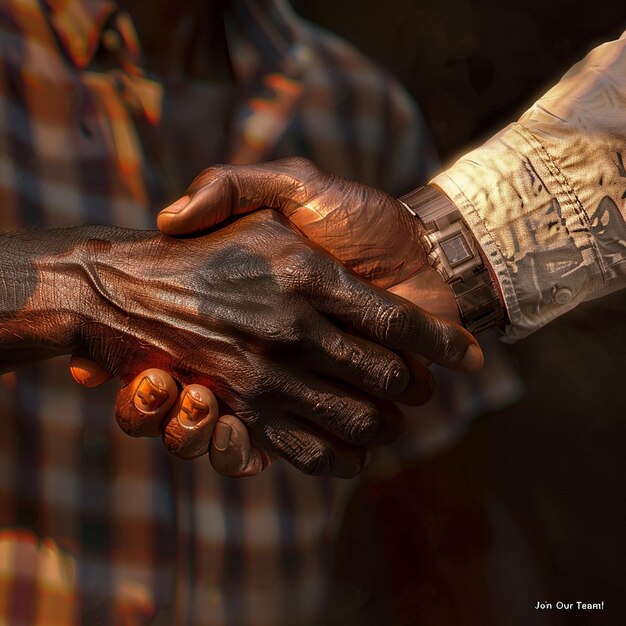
[432,32,626,340]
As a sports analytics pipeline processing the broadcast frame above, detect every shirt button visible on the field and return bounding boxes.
[554,287,573,304]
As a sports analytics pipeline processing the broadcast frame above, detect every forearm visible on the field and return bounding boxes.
[0,225,153,373]
[430,32,626,340]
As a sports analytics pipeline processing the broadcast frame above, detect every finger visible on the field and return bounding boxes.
[352,394,405,445]
[115,369,178,437]
[313,322,434,403]
[304,264,484,374]
[69,355,113,387]
[261,413,368,479]
[395,353,437,406]
[162,384,219,460]
[296,375,408,445]
[209,415,273,477]
[278,373,406,446]
[157,159,313,235]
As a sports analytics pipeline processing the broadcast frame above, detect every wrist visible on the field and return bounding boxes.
[399,185,506,334]
[0,230,84,370]
[55,227,159,366]
[388,266,461,324]
[0,226,157,374]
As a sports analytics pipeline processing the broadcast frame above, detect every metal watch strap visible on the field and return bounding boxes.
[399,185,505,334]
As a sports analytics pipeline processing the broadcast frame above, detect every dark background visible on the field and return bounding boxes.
[295,0,625,158]
[292,1,626,625]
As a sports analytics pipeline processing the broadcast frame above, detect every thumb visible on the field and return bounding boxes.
[157,158,322,235]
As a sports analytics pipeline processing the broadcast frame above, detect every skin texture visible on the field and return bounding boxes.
[1,211,479,478]
[105,158,485,477]
[209,414,273,477]
[64,3,482,477]
[158,158,430,288]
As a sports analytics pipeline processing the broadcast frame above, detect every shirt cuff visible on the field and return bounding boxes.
[430,122,607,341]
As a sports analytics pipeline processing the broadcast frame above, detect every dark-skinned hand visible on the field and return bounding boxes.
[76,159,484,477]
[57,209,481,478]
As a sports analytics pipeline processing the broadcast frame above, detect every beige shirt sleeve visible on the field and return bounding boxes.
[431,32,626,341]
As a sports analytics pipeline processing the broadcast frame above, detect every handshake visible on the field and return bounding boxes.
[4,158,484,479]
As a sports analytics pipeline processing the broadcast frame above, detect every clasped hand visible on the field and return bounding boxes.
[73,159,483,478]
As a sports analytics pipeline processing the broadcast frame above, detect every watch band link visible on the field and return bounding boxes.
[400,186,505,334]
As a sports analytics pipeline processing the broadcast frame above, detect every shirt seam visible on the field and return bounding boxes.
[509,123,609,291]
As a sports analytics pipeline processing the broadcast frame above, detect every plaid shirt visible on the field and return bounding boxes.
[0,1,519,624]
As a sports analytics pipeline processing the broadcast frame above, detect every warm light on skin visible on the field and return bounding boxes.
[178,388,211,427]
[133,375,170,414]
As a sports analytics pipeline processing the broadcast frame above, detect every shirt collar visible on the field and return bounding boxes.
[43,0,118,69]
[42,0,310,160]
[44,0,308,76]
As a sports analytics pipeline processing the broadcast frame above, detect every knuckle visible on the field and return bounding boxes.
[310,391,336,418]
[286,243,319,269]
[261,421,333,475]
[226,366,280,407]
[329,337,407,399]
[277,156,317,175]
[378,301,413,344]
[346,403,380,444]
[386,302,413,338]
[188,163,230,191]
[256,316,302,347]
[329,335,366,371]
[279,247,326,292]
[311,391,379,444]
[381,357,410,396]
[298,442,334,476]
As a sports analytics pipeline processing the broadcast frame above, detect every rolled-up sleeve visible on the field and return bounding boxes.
[431,32,626,341]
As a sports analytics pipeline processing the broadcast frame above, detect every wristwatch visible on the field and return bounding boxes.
[399,185,506,334]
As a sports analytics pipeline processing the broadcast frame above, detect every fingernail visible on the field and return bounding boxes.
[133,374,169,414]
[69,356,112,388]
[213,421,232,451]
[178,389,210,427]
[161,195,190,215]
[462,344,484,373]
